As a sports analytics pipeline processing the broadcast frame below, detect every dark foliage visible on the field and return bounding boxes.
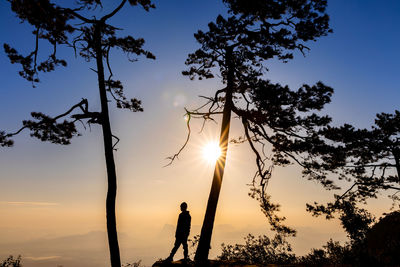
[2,99,97,147]
[306,111,400,245]
[224,0,331,45]
[122,260,143,267]
[5,0,73,84]
[300,211,400,266]
[22,112,79,145]
[218,234,355,266]
[364,211,400,266]
[3,0,155,147]
[2,1,155,266]
[299,239,352,266]
[0,131,14,147]
[173,0,335,238]
[184,0,331,81]
[337,202,374,244]
[219,234,296,265]
[322,111,400,203]
[307,199,375,245]
[0,255,21,267]
[219,211,400,267]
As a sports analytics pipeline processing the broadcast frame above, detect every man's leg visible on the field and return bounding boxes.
[168,239,182,260]
[182,238,189,260]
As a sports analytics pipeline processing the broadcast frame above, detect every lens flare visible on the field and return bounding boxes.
[203,141,222,163]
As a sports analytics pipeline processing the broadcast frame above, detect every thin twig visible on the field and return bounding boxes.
[164,112,192,167]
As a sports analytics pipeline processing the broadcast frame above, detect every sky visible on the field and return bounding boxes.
[1,0,400,266]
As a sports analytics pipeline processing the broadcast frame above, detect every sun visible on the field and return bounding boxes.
[203,141,222,163]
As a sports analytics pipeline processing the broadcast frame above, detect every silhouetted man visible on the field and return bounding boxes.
[166,202,191,262]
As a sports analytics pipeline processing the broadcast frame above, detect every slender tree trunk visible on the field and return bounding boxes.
[195,47,234,262]
[94,22,121,267]
[393,149,400,184]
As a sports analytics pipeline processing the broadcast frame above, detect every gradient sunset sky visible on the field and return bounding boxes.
[1,0,400,266]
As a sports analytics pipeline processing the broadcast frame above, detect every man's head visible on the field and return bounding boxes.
[180,202,187,211]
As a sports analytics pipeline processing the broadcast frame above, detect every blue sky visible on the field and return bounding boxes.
[1,0,400,266]
[1,0,400,125]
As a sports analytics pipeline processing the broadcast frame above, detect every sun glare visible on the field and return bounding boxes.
[203,141,222,163]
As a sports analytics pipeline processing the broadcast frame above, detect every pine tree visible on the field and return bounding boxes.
[1,1,155,266]
[168,0,338,261]
[307,111,400,236]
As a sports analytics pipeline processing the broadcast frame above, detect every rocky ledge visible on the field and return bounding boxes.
[152,259,284,267]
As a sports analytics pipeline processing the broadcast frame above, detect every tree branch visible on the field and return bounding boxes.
[7,99,90,138]
[164,111,192,167]
[102,0,127,21]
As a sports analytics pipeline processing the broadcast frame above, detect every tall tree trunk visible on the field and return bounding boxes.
[195,47,234,262]
[393,149,400,184]
[94,22,121,267]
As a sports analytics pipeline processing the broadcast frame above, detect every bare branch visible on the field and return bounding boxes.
[164,112,192,167]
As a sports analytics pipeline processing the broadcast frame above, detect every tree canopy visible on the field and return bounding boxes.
[174,0,339,239]
[307,110,400,237]
[1,1,155,266]
[1,0,155,149]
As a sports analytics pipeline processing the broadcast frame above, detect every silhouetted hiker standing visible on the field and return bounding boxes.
[166,202,191,262]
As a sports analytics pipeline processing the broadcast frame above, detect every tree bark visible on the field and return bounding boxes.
[94,22,121,267]
[393,149,400,185]
[195,47,234,262]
